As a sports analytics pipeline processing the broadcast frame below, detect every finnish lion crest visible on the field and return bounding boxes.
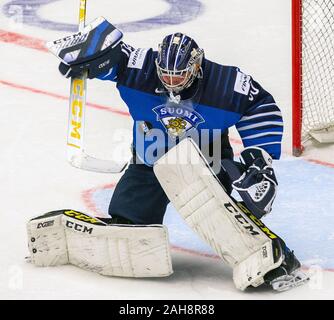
[153,104,205,138]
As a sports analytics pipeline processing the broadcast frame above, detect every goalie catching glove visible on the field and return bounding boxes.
[47,17,123,79]
[222,147,278,219]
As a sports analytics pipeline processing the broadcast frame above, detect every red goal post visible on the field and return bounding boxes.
[292,0,334,156]
[292,0,303,156]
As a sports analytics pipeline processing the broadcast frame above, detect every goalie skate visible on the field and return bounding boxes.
[264,248,310,292]
[270,270,310,292]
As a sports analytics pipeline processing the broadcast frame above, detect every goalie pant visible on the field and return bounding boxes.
[108,155,234,225]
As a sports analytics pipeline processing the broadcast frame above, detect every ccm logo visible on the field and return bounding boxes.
[65,221,93,234]
[37,221,54,229]
[99,59,110,69]
[224,202,260,236]
[69,78,84,142]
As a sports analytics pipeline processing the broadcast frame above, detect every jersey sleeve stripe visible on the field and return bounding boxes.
[238,127,283,138]
[237,121,283,131]
[121,43,134,56]
[121,48,130,57]
[243,134,282,145]
[253,102,278,109]
[241,132,283,140]
[238,111,282,122]
[236,115,283,128]
[249,141,282,148]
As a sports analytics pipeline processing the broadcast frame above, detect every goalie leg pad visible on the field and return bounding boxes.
[27,210,69,266]
[154,138,283,290]
[27,210,173,278]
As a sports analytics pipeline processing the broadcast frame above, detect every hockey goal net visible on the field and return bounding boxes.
[292,0,334,156]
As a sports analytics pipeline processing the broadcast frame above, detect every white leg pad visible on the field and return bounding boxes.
[27,211,69,266]
[154,138,283,290]
[27,210,173,278]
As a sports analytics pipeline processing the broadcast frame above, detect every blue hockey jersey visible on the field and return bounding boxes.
[97,44,283,166]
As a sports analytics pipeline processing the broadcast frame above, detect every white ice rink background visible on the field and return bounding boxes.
[0,0,334,299]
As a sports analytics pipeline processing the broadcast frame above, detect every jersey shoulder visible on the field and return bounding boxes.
[117,46,160,93]
[200,60,258,113]
[201,60,242,109]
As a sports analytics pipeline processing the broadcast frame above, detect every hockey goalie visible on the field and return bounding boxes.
[27,17,309,292]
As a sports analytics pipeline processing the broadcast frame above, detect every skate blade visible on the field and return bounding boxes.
[270,270,310,292]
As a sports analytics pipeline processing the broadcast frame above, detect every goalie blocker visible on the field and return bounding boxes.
[47,17,124,79]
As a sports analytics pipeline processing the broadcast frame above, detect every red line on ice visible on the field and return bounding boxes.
[305,158,334,169]
[81,183,116,217]
[0,29,47,52]
[0,79,129,116]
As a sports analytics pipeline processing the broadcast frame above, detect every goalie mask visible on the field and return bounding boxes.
[155,33,204,93]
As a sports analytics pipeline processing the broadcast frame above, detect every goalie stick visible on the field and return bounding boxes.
[66,0,128,173]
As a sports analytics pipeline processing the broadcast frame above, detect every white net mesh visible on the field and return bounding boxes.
[301,0,334,140]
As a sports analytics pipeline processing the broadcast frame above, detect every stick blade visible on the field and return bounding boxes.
[69,153,128,173]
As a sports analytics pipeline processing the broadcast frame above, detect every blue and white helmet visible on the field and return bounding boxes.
[155,33,204,93]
